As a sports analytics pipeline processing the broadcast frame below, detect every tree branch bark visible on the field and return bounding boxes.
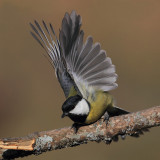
[0,106,160,160]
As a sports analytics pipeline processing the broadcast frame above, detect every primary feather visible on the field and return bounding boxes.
[30,10,118,101]
[30,20,76,98]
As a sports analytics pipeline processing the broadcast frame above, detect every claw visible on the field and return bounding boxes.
[103,111,110,125]
[120,134,126,140]
[71,123,80,134]
[112,135,119,142]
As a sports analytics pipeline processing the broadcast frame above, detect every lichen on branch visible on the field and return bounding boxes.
[0,106,160,160]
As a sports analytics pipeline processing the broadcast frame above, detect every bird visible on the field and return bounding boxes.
[30,10,129,133]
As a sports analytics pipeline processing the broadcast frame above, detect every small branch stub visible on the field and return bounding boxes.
[0,139,35,151]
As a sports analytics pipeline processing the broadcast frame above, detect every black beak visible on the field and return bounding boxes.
[61,113,68,118]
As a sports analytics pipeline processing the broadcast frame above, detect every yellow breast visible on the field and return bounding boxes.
[85,92,113,124]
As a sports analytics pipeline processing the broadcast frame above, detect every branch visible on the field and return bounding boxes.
[0,106,160,160]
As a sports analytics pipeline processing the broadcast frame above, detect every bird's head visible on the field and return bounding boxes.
[61,95,90,119]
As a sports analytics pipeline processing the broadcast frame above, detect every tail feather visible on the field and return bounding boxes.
[107,106,129,117]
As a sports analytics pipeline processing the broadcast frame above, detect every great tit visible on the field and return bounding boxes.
[30,11,129,133]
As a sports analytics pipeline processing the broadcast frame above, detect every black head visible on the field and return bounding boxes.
[61,95,82,118]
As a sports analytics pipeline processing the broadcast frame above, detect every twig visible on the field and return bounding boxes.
[0,106,160,160]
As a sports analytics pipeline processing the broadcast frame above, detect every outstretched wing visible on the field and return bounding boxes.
[30,20,79,98]
[59,11,118,100]
[30,11,118,100]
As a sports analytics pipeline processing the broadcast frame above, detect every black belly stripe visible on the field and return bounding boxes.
[69,114,87,123]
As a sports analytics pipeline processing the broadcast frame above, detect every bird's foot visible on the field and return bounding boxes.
[103,111,127,141]
[71,123,81,134]
[103,111,110,125]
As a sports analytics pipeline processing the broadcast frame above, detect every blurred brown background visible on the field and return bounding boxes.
[0,0,160,160]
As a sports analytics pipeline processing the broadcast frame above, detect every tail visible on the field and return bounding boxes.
[107,106,130,117]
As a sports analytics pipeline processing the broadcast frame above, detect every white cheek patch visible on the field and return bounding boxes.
[69,99,89,115]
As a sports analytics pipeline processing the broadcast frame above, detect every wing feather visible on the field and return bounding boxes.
[80,51,108,78]
[74,36,93,72]
[71,31,84,69]
[86,68,116,81]
[76,43,101,76]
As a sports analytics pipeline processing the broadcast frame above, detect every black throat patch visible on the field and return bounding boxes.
[68,114,87,124]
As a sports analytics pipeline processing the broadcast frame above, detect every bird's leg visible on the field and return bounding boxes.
[103,111,127,141]
[103,111,110,125]
[71,123,81,134]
